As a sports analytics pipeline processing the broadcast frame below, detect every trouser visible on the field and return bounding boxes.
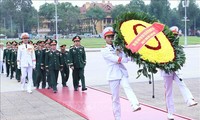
[72,68,86,90]
[60,66,69,86]
[15,68,21,81]
[0,61,3,73]
[36,68,46,88]
[163,72,194,114]
[21,66,33,91]
[6,62,10,76]
[109,76,139,120]
[49,69,59,91]
[10,65,16,79]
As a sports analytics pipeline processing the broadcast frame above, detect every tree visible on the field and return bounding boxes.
[86,6,106,34]
[111,4,128,20]
[0,0,37,37]
[148,0,171,25]
[126,0,147,13]
[178,0,200,35]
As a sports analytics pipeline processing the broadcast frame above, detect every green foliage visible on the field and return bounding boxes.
[86,6,106,34]
[113,12,186,79]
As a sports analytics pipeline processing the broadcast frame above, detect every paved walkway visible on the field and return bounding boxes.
[1,46,200,120]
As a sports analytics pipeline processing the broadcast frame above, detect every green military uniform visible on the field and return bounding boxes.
[10,48,17,79]
[68,36,87,91]
[3,43,11,77]
[60,45,70,87]
[45,40,63,93]
[35,48,46,88]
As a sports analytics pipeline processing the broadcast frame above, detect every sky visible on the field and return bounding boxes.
[32,0,190,11]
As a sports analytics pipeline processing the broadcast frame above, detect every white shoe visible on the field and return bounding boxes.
[132,104,141,112]
[167,113,174,120]
[27,90,32,94]
[187,99,198,107]
[21,85,25,91]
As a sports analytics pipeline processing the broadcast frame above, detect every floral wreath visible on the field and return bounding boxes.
[113,12,186,79]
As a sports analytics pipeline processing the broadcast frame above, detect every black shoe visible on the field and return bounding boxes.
[53,90,57,93]
[82,88,87,91]
[63,85,68,87]
[74,88,78,91]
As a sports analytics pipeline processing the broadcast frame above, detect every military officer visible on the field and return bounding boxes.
[17,33,36,93]
[60,44,70,87]
[35,41,45,89]
[10,41,18,79]
[101,27,141,120]
[68,36,87,91]
[3,41,12,77]
[161,26,198,120]
[45,40,63,93]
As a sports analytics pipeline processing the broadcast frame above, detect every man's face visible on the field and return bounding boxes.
[105,35,114,45]
[74,40,80,46]
[51,44,56,50]
[22,38,29,44]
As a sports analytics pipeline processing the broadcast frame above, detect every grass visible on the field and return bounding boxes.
[0,36,200,48]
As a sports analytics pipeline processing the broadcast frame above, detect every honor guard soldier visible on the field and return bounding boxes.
[60,44,70,87]
[3,41,12,77]
[101,27,141,120]
[45,40,63,93]
[17,33,36,93]
[68,36,87,91]
[161,26,198,120]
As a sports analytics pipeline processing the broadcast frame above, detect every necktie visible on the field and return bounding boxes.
[111,44,115,49]
[25,44,27,48]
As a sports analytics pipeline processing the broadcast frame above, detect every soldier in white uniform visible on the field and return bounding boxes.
[17,33,36,93]
[161,26,198,120]
[101,27,141,120]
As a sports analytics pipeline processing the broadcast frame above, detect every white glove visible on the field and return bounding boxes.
[32,65,36,69]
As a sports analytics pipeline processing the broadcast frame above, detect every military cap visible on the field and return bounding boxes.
[6,41,11,45]
[12,41,18,45]
[45,38,52,43]
[21,32,29,39]
[50,40,57,45]
[60,44,66,47]
[72,36,81,41]
[28,40,33,44]
[102,27,114,38]
[170,26,179,35]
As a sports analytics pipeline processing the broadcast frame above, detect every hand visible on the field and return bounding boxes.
[32,65,35,69]
[70,66,74,70]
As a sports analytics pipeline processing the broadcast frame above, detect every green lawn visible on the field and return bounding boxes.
[1,36,200,48]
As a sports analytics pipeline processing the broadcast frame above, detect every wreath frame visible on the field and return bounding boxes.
[113,12,186,79]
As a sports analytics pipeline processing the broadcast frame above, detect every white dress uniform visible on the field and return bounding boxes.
[101,44,140,120]
[17,43,36,93]
[161,70,196,114]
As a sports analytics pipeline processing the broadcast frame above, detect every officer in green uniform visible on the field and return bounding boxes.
[41,39,52,89]
[68,36,87,91]
[35,41,46,89]
[45,40,63,93]
[60,44,70,87]
[3,41,12,77]
[10,41,18,79]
